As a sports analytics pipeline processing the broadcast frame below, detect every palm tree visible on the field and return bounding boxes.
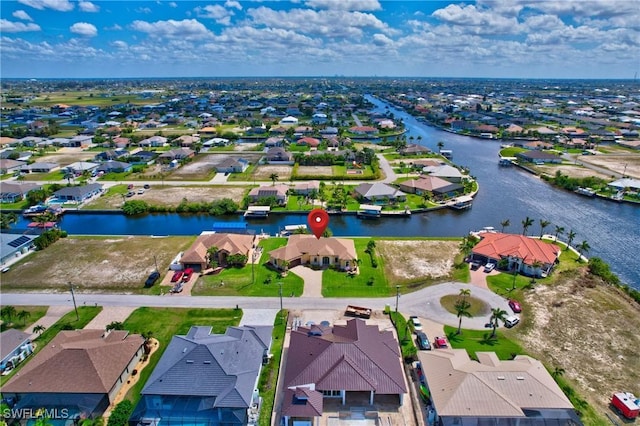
[458,288,471,303]
[554,225,565,242]
[521,216,534,235]
[551,366,565,380]
[142,331,154,355]
[0,305,17,324]
[269,173,279,185]
[500,219,510,233]
[566,229,576,249]
[539,219,551,238]
[17,310,31,326]
[33,324,46,337]
[576,240,590,260]
[490,307,508,338]
[455,300,472,335]
[0,212,19,229]
[437,141,444,152]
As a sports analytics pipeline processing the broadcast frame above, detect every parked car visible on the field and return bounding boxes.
[137,188,145,194]
[504,316,520,328]
[470,261,481,270]
[170,282,184,293]
[508,299,522,313]
[144,271,160,287]
[415,331,431,350]
[126,191,135,197]
[170,270,184,283]
[434,336,448,348]
[182,268,194,282]
[409,316,423,332]
[143,184,151,189]
[484,262,496,273]
[127,184,134,189]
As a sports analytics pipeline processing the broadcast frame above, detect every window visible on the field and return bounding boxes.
[321,390,341,397]
[322,256,330,265]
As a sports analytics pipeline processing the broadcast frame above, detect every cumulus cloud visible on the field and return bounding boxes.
[195,4,235,25]
[130,19,213,40]
[12,10,33,21]
[111,40,128,49]
[431,4,520,34]
[169,2,177,7]
[225,0,242,10]
[79,1,99,12]
[17,0,73,11]
[105,24,123,31]
[0,19,41,32]
[70,22,97,37]
[372,33,392,46]
[306,0,382,12]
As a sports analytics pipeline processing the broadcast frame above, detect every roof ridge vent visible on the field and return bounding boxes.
[186,359,194,364]
[497,376,506,380]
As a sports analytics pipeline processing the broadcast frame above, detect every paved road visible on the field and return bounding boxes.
[1,282,514,330]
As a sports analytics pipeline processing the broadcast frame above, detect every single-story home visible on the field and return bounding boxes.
[418,349,580,426]
[53,183,103,203]
[0,233,37,264]
[202,137,231,147]
[180,232,255,272]
[0,182,42,203]
[471,232,561,277]
[94,149,128,162]
[398,175,462,197]
[158,148,195,162]
[354,182,406,203]
[0,329,33,373]
[0,159,26,174]
[399,144,431,156]
[175,135,199,147]
[215,157,249,173]
[248,184,289,206]
[608,178,640,192]
[65,161,99,175]
[2,329,144,420]
[349,126,378,135]
[280,116,299,125]
[96,160,133,174]
[129,325,272,426]
[265,147,293,163]
[297,137,320,148]
[269,234,357,271]
[516,151,562,164]
[280,319,407,426]
[422,164,465,183]
[292,181,320,195]
[19,162,59,174]
[139,135,168,148]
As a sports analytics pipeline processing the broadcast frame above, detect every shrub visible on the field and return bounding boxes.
[107,400,134,426]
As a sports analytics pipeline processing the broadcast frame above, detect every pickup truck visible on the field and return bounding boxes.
[345,305,372,319]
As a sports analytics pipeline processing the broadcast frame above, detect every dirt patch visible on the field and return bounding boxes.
[377,240,459,282]
[252,164,292,180]
[296,166,334,176]
[39,151,97,165]
[518,272,640,418]
[1,236,194,292]
[579,154,640,179]
[538,164,611,180]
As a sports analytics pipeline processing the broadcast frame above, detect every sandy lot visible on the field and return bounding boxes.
[296,165,334,176]
[377,240,460,282]
[518,271,640,418]
[39,151,97,165]
[252,165,292,180]
[537,164,612,180]
[579,154,640,179]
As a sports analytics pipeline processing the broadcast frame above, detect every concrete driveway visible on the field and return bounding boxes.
[290,265,323,297]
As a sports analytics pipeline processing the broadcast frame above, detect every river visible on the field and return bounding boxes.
[13,96,640,288]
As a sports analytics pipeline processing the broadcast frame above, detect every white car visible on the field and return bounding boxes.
[409,316,423,332]
[484,263,496,273]
[504,316,520,328]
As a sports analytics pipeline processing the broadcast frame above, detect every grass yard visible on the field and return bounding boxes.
[440,295,490,317]
[193,238,304,297]
[443,325,524,360]
[122,307,242,405]
[0,306,48,332]
[0,306,102,386]
[322,238,389,297]
[257,310,287,426]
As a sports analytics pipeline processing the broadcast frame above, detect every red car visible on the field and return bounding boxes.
[434,336,448,349]
[170,270,183,283]
[508,299,522,313]
[182,268,194,282]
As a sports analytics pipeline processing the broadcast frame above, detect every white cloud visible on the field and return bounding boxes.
[136,7,152,14]
[105,24,123,31]
[195,4,235,25]
[78,1,99,12]
[431,4,520,35]
[0,19,41,32]
[12,10,33,21]
[111,40,128,49]
[70,22,97,37]
[372,33,392,46]
[130,19,213,40]
[306,0,382,12]
[17,0,73,11]
[169,2,177,7]
[225,0,242,10]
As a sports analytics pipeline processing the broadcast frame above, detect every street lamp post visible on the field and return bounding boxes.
[395,285,400,312]
[69,282,79,321]
[278,282,283,312]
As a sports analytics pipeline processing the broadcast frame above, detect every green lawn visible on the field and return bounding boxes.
[440,295,490,317]
[257,310,287,426]
[193,238,304,297]
[122,307,242,405]
[444,325,524,360]
[0,306,102,386]
[499,147,527,157]
[322,238,389,297]
[0,306,48,332]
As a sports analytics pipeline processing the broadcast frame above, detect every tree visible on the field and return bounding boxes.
[33,324,46,337]
[554,225,565,242]
[455,299,472,335]
[490,307,508,338]
[437,141,444,152]
[106,321,124,331]
[539,219,551,238]
[458,288,471,303]
[500,219,510,233]
[0,305,17,323]
[521,216,534,235]
[107,400,134,426]
[459,237,474,258]
[141,331,154,354]
[566,229,576,249]
[206,246,219,267]
[576,240,590,260]
[17,309,31,326]
[269,173,279,185]
[551,366,565,380]
[0,212,19,229]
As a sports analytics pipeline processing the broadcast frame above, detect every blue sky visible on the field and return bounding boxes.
[1,0,638,79]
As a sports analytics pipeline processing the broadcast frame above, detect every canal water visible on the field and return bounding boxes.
[14,96,640,288]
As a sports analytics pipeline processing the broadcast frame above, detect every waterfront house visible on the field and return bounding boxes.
[354,183,406,204]
[248,184,289,206]
[269,234,357,271]
[399,176,462,197]
[129,325,272,426]
[180,232,255,271]
[516,151,562,164]
[0,233,37,264]
[399,144,431,156]
[0,182,42,203]
[418,349,581,426]
[349,126,378,135]
[0,329,33,373]
[2,329,144,419]
[280,319,407,426]
[422,164,465,183]
[53,183,103,203]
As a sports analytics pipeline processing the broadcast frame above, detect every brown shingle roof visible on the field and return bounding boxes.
[269,235,357,263]
[3,330,143,394]
[181,233,255,265]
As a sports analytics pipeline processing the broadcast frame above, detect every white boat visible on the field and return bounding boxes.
[574,187,596,197]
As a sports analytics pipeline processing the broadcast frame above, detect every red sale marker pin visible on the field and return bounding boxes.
[307,209,329,239]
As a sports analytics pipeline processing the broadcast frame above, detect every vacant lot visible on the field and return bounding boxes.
[296,165,334,176]
[1,236,194,292]
[39,149,97,165]
[580,153,640,179]
[252,164,292,180]
[518,271,640,419]
[537,164,612,180]
[377,239,460,282]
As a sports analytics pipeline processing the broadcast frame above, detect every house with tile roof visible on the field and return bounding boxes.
[248,184,289,206]
[2,329,144,419]
[180,232,255,272]
[280,319,407,425]
[129,325,272,426]
[269,235,357,271]
[398,175,463,197]
[471,232,561,277]
[354,183,406,203]
[418,349,581,425]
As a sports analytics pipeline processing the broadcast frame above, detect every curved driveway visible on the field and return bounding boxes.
[1,282,512,330]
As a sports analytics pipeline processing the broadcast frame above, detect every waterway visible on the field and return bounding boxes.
[13,96,640,288]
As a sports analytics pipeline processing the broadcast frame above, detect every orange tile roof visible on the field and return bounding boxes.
[472,232,560,265]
